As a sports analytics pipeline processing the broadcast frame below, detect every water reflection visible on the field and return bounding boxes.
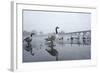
[45,35,58,61]
[23,30,91,62]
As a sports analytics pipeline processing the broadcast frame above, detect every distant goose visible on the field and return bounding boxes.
[55,26,59,34]
[55,26,63,41]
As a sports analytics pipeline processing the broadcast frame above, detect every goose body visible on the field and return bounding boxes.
[24,36,32,43]
[23,33,34,55]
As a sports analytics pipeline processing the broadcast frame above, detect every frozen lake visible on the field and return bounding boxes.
[23,35,91,62]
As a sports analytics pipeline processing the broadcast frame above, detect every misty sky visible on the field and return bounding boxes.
[23,10,91,34]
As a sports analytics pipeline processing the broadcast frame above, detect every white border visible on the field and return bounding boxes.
[11,1,97,72]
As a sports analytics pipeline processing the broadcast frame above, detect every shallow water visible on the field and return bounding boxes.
[23,35,91,62]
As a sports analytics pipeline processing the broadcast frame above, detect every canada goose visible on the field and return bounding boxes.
[23,33,34,56]
[55,26,59,34]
